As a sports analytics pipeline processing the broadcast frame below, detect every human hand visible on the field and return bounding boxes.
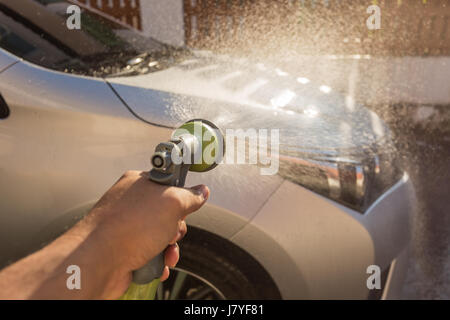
[71,170,209,298]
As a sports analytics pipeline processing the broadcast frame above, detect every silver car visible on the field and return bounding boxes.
[0,0,416,299]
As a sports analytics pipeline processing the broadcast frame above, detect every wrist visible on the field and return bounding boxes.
[59,220,128,299]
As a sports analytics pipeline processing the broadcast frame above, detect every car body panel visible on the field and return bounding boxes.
[0,48,18,73]
[362,174,416,269]
[231,179,374,299]
[231,174,415,299]
[381,246,410,300]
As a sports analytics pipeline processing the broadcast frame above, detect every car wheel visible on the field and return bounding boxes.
[156,227,281,300]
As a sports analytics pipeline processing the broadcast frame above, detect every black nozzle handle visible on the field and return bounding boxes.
[132,252,165,285]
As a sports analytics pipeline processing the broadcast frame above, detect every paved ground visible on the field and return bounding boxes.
[386,106,450,299]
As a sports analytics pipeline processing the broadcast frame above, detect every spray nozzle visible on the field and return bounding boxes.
[149,119,225,187]
[151,153,167,169]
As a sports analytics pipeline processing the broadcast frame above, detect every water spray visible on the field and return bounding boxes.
[120,119,225,300]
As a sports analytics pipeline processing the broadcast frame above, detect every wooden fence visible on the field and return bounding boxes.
[183,0,450,56]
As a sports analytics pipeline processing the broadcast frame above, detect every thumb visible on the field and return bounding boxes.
[176,184,210,218]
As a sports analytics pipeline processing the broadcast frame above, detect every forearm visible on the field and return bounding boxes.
[0,221,122,300]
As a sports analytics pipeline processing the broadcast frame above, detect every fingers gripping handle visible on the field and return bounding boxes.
[130,162,189,285]
[132,252,165,284]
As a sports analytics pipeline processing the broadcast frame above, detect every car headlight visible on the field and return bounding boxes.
[278,145,403,213]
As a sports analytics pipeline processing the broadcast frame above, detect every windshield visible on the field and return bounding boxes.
[0,0,188,77]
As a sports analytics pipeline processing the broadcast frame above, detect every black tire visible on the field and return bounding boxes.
[161,227,281,300]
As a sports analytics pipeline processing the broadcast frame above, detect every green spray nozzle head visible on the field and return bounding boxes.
[148,119,225,187]
[171,119,225,172]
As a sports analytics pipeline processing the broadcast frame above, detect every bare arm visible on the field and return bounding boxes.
[0,171,209,299]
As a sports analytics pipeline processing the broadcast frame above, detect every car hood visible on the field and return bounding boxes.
[106,52,390,155]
